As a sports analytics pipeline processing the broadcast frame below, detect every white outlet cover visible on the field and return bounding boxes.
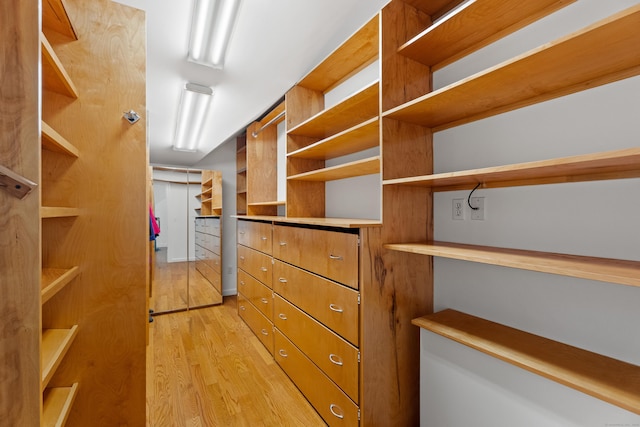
[470,196,485,220]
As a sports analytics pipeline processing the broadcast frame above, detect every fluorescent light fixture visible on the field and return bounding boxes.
[172,83,214,152]
[188,0,241,69]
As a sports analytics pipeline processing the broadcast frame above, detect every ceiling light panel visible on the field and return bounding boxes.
[173,83,214,152]
[188,0,241,69]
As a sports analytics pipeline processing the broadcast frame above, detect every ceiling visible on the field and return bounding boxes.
[111,0,390,166]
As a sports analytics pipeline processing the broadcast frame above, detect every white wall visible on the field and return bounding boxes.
[423,1,640,425]
[195,138,238,296]
[164,182,201,263]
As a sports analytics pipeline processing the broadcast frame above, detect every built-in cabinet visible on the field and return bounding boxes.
[2,0,147,425]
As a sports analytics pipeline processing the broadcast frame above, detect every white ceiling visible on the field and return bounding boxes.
[112,0,390,166]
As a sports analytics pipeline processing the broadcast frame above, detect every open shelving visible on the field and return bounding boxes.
[41,266,79,305]
[41,33,78,99]
[288,156,380,182]
[398,0,575,70]
[41,325,79,389]
[41,122,79,157]
[384,5,640,132]
[40,207,80,218]
[42,383,79,427]
[236,135,247,215]
[413,309,640,415]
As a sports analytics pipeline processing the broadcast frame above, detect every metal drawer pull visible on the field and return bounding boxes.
[329,304,344,313]
[279,241,287,246]
[278,313,287,320]
[260,267,268,272]
[261,329,269,336]
[329,404,344,419]
[261,236,268,241]
[278,349,288,358]
[240,305,246,311]
[239,231,246,235]
[329,254,343,260]
[278,278,287,283]
[239,256,245,261]
[239,280,245,285]
[329,354,343,366]
[261,298,269,304]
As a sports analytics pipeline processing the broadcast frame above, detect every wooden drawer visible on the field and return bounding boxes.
[274,295,359,402]
[206,217,220,236]
[195,231,206,247]
[273,260,359,345]
[238,293,273,355]
[237,244,272,288]
[198,261,221,294]
[207,250,221,274]
[209,234,221,255]
[273,225,359,289]
[238,269,273,320]
[237,220,272,254]
[275,330,359,427]
[195,218,206,233]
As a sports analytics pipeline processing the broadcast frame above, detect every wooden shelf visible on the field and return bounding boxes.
[288,156,380,182]
[41,33,78,98]
[383,148,640,191]
[42,383,79,427]
[384,241,640,287]
[41,267,79,305]
[237,167,247,174]
[403,0,463,17]
[288,81,379,138]
[248,201,286,207]
[413,309,640,415]
[42,326,79,390]
[288,118,379,160]
[384,5,640,131]
[43,0,78,40]
[298,15,379,92]
[41,207,80,219]
[232,214,382,229]
[41,122,79,157]
[399,0,574,70]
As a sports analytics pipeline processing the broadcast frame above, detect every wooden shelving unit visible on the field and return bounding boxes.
[40,207,80,218]
[41,121,79,157]
[383,148,640,191]
[41,267,79,305]
[398,0,575,70]
[384,5,640,132]
[43,383,79,427]
[413,309,640,415]
[41,326,79,389]
[236,135,247,215]
[41,33,78,99]
[288,156,380,182]
[385,241,640,287]
[199,170,222,216]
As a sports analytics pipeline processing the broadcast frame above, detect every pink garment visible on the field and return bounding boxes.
[149,205,160,236]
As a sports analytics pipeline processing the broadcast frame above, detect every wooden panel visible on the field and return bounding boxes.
[273,260,359,345]
[402,0,463,17]
[237,245,273,288]
[287,156,380,182]
[42,383,79,427]
[42,0,78,39]
[41,33,78,98]
[273,225,359,289]
[41,266,79,305]
[298,14,379,92]
[0,2,41,424]
[247,121,278,206]
[285,85,324,131]
[40,207,79,218]
[238,294,274,355]
[288,118,379,160]
[413,309,640,415]
[41,326,78,389]
[288,81,379,138]
[237,219,273,254]
[274,295,359,402]
[233,215,382,228]
[40,1,147,425]
[237,269,273,320]
[383,147,640,190]
[385,241,640,287]
[41,122,79,157]
[384,5,640,130]
[399,0,575,70]
[274,330,359,426]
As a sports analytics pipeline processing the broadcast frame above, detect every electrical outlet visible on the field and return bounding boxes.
[453,198,465,220]
[469,197,485,220]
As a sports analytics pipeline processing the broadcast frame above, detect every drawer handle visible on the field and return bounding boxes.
[239,280,245,286]
[261,298,269,304]
[279,241,287,246]
[239,231,246,235]
[239,256,245,261]
[240,305,246,311]
[329,254,343,261]
[260,329,269,336]
[278,349,288,358]
[329,304,344,313]
[278,277,287,283]
[278,313,287,320]
[329,404,344,419]
[329,354,343,366]
[261,236,268,241]
[260,267,268,272]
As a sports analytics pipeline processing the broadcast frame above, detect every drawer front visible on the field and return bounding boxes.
[195,244,205,260]
[237,244,272,288]
[273,225,359,289]
[197,262,221,294]
[206,217,221,236]
[275,330,359,427]
[195,231,206,247]
[238,293,274,355]
[195,218,206,233]
[207,250,221,274]
[274,296,359,402]
[209,235,221,255]
[237,220,272,254]
[273,260,359,345]
[238,269,273,320]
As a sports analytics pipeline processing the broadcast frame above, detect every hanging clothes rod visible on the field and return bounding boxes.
[252,110,286,138]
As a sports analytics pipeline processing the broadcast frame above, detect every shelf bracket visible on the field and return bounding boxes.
[0,164,37,199]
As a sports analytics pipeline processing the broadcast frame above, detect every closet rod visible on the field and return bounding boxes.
[252,110,285,138]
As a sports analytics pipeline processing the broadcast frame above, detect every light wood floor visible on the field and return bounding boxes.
[146,296,326,426]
